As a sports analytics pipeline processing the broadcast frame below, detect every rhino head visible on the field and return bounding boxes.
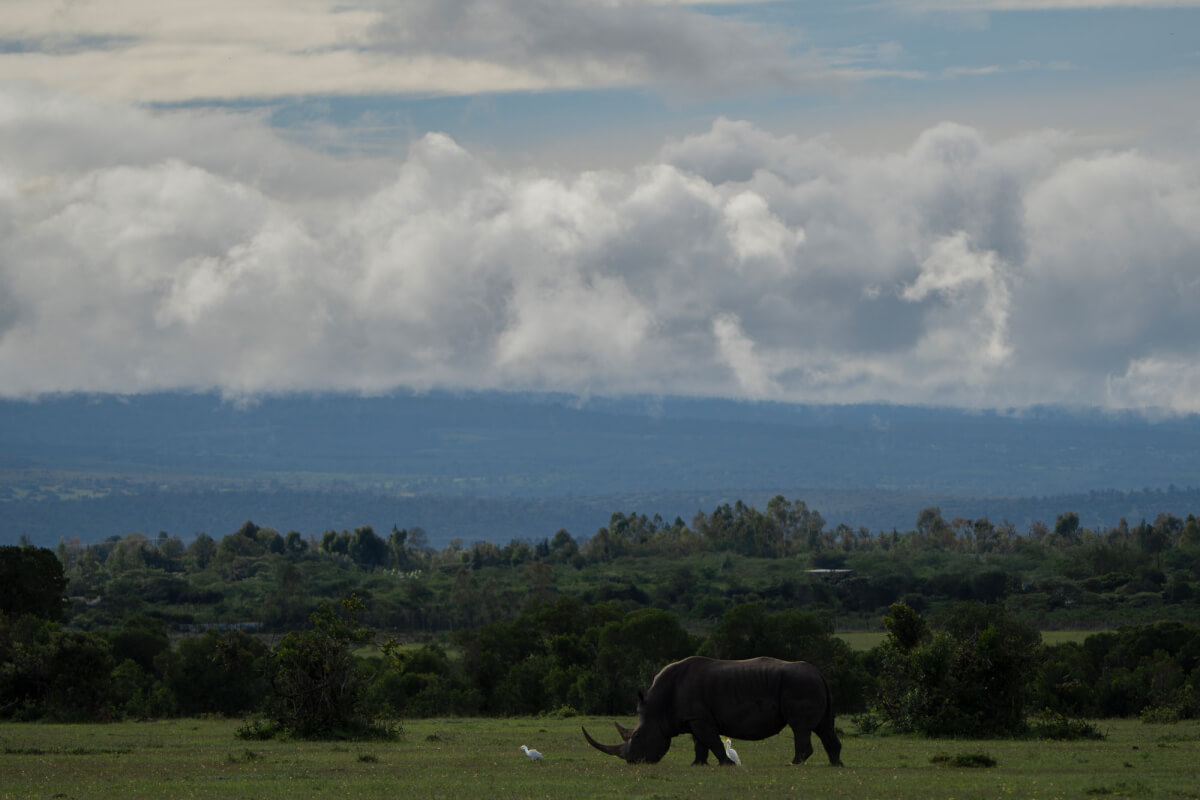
[581,691,672,764]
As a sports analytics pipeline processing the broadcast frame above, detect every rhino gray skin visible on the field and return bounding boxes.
[582,656,843,766]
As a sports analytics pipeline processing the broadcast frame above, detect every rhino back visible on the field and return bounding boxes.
[668,656,829,740]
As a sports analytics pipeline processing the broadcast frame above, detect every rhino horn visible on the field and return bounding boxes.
[582,726,626,758]
[614,721,635,742]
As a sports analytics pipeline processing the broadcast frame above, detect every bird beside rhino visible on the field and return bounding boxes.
[582,656,843,767]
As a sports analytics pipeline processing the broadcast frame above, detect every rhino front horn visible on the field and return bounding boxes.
[582,726,626,757]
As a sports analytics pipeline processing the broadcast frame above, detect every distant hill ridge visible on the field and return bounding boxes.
[2,392,1199,546]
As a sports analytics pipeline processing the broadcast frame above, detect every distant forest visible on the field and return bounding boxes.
[37,495,1200,633]
[6,484,1200,551]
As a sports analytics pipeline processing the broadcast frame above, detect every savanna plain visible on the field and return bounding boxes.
[2,717,1198,800]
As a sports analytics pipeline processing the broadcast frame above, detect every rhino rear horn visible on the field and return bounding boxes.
[614,721,634,742]
[582,726,626,758]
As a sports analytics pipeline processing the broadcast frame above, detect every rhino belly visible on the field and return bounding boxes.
[711,696,788,741]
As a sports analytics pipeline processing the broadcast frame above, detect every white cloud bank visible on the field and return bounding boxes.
[2,86,1200,412]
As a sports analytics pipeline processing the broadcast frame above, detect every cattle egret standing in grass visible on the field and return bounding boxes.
[723,737,741,765]
[521,745,544,761]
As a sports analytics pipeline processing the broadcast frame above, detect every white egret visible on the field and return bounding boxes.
[722,736,741,765]
[520,745,544,761]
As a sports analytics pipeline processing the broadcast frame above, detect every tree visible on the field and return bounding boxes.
[284,530,308,557]
[1053,511,1081,544]
[1143,513,1182,569]
[186,533,217,570]
[388,526,410,567]
[107,616,169,672]
[882,602,930,652]
[875,602,1041,737]
[704,602,871,712]
[916,507,955,548]
[164,629,268,717]
[218,521,268,559]
[0,546,68,620]
[264,595,390,738]
[0,615,116,722]
[589,608,699,715]
[348,526,387,567]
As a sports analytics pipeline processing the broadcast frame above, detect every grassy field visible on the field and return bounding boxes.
[834,630,1107,652]
[2,717,1198,799]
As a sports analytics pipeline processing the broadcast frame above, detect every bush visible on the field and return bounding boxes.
[264,595,395,739]
[874,602,1041,737]
[850,712,884,734]
[236,718,284,740]
[165,630,268,717]
[931,751,996,768]
[1138,705,1183,724]
[1029,709,1106,740]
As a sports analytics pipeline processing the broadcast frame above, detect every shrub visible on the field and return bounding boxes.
[264,595,396,739]
[1029,709,1106,740]
[931,751,997,768]
[874,602,1041,737]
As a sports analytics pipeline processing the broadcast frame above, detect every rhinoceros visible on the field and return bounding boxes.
[582,655,843,766]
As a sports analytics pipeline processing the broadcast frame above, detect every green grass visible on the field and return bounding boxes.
[2,717,1198,799]
[1041,629,1111,645]
[834,630,1112,651]
[836,631,885,651]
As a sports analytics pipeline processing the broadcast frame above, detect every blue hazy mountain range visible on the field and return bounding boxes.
[2,392,1199,547]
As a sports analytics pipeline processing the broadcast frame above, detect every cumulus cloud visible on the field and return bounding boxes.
[2,87,1200,412]
[901,231,1013,377]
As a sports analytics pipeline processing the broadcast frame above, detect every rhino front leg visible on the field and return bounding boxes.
[689,720,735,766]
[690,735,710,765]
[790,728,815,765]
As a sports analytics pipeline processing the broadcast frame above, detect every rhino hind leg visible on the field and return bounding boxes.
[815,716,843,766]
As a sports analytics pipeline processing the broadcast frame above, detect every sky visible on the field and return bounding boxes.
[1,0,1198,412]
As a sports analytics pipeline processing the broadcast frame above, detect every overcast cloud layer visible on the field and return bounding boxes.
[2,85,1198,412]
[0,0,820,102]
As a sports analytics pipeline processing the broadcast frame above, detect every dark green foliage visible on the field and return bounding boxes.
[453,598,696,717]
[40,629,117,721]
[0,615,115,721]
[1029,709,1106,740]
[882,601,930,651]
[588,608,700,715]
[7,494,1200,726]
[1031,621,1200,720]
[0,546,68,620]
[702,602,872,713]
[107,616,169,672]
[930,751,996,767]
[235,718,284,740]
[367,643,478,717]
[875,602,1041,737]
[264,595,393,739]
[164,630,268,717]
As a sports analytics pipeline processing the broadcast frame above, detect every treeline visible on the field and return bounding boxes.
[45,497,1200,635]
[3,572,1200,734]
[3,494,1200,731]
